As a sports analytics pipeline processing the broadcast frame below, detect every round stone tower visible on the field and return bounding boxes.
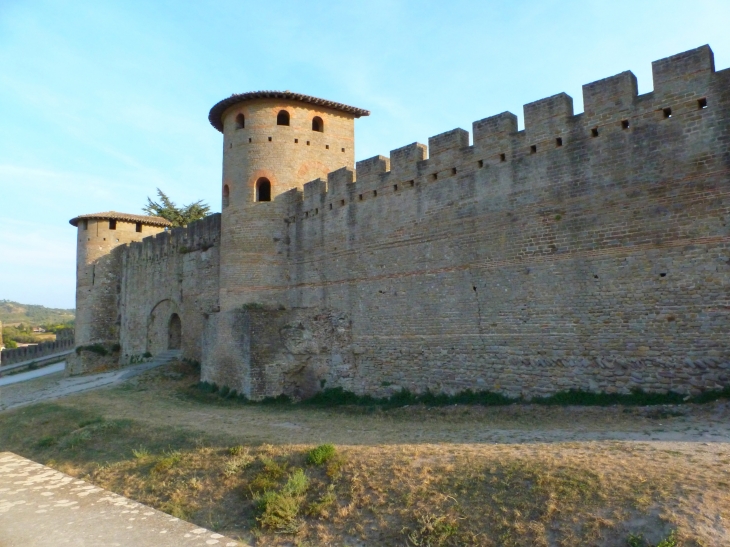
[69,212,171,347]
[208,91,369,309]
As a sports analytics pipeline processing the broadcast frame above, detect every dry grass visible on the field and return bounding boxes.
[0,361,728,546]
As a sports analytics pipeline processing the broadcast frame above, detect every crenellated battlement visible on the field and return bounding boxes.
[125,214,221,262]
[73,44,730,401]
[282,45,727,225]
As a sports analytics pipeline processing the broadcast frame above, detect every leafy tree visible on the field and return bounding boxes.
[143,188,210,228]
[4,339,18,349]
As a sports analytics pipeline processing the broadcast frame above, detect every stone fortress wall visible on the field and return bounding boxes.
[73,46,730,399]
[202,45,730,399]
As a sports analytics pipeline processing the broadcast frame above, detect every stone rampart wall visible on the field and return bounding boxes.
[0,339,74,366]
[204,46,730,399]
[119,214,221,364]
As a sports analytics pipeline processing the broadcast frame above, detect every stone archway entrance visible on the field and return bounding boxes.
[147,299,181,355]
[168,313,181,350]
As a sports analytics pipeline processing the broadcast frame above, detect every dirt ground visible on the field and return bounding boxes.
[1,361,729,546]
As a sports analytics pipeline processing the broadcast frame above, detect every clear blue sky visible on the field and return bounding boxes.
[1,0,728,309]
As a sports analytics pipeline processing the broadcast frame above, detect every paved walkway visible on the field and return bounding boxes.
[0,350,181,412]
[0,452,244,546]
[0,362,66,387]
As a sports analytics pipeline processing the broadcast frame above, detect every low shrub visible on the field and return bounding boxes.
[255,468,309,533]
[307,444,336,466]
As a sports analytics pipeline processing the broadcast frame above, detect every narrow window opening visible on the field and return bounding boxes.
[478,160,484,168]
[229,143,232,149]
[222,184,230,209]
[340,199,345,206]
[451,167,457,175]
[256,178,272,202]
[621,120,630,130]
[295,138,299,143]
[135,222,142,233]
[277,110,290,126]
[358,194,363,201]
[329,203,332,210]
[499,153,506,162]
[409,180,415,187]
[591,127,599,138]
[82,219,88,230]
[305,211,309,218]
[341,147,345,152]
[663,107,672,119]
[312,116,324,132]
[393,184,398,192]
[530,145,537,154]
[326,144,329,149]
[555,137,563,147]
[315,208,318,215]
[268,136,272,142]
[248,137,252,143]
[109,219,117,230]
[430,173,437,181]
[235,113,245,129]
[698,98,708,109]
[373,190,378,197]
[660,272,667,277]
[306,141,310,146]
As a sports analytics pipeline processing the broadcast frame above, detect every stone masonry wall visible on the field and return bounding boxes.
[218,45,730,400]
[119,214,220,364]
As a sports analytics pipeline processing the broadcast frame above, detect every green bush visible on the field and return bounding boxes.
[76,344,108,356]
[307,444,336,466]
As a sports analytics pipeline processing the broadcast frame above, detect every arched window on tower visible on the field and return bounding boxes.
[223,184,230,209]
[235,113,245,129]
[276,110,290,126]
[312,116,323,132]
[256,178,271,202]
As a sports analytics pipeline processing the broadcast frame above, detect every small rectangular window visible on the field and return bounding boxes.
[135,222,142,233]
[82,219,88,230]
[248,138,252,143]
[621,120,630,130]
[663,107,672,118]
[555,137,563,147]
[326,144,330,149]
[268,136,272,142]
[359,194,363,201]
[373,190,378,197]
[477,160,484,168]
[698,97,707,109]
[109,220,116,230]
[295,138,299,143]
[530,145,537,154]
[591,127,599,137]
[499,153,506,162]
[451,167,457,175]
[430,173,437,181]
[306,141,310,146]
[393,184,398,192]
[329,203,332,210]
[341,147,345,152]
[340,199,345,206]
[409,180,415,187]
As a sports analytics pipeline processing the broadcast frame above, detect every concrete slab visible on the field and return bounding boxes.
[0,350,182,412]
[0,452,246,546]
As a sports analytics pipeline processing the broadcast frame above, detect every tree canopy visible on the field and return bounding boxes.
[143,188,211,228]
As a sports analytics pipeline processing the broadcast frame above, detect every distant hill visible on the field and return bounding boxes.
[0,300,75,326]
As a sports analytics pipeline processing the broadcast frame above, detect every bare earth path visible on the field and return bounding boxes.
[1,362,729,545]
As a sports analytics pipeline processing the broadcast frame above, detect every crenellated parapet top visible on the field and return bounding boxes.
[124,213,221,261]
[272,45,726,221]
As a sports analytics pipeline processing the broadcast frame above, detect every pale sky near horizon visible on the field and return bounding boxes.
[1,0,729,309]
